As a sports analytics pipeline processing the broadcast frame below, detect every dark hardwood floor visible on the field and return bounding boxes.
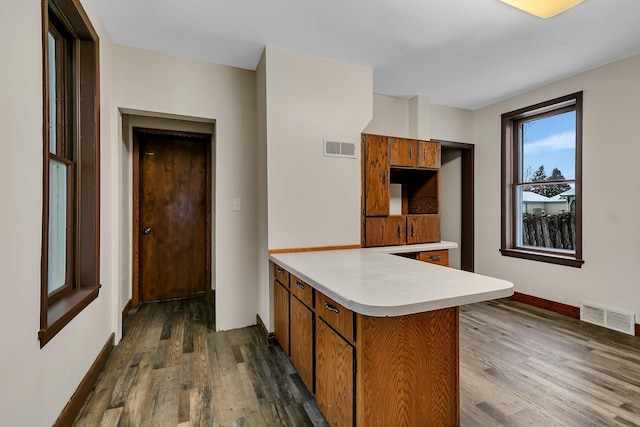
[74,298,640,427]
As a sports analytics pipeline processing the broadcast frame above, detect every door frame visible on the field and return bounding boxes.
[433,139,475,272]
[131,127,213,308]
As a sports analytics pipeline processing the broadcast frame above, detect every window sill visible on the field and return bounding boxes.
[500,248,584,268]
[39,285,100,347]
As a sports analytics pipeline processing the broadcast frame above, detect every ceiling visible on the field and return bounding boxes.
[94,0,640,110]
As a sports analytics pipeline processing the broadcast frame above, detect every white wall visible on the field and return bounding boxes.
[441,150,462,269]
[258,47,372,330]
[255,51,271,332]
[112,45,258,331]
[264,47,373,250]
[0,0,116,424]
[364,94,410,137]
[473,54,640,319]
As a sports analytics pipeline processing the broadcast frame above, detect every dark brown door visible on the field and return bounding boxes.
[137,129,211,302]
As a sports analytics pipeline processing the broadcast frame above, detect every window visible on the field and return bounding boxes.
[40,0,100,347]
[501,92,583,267]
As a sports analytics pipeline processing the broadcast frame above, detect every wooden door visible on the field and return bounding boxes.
[390,137,417,167]
[407,214,440,244]
[364,134,390,216]
[274,279,290,355]
[365,216,405,247]
[418,140,441,169]
[136,129,211,302]
[316,318,354,427]
[290,296,314,392]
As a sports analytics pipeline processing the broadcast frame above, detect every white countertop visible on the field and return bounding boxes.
[368,241,458,254]
[270,247,513,317]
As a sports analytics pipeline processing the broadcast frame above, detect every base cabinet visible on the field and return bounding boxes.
[356,309,459,426]
[273,264,460,427]
[316,318,354,427]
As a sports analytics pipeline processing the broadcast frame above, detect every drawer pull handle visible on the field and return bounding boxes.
[423,148,426,161]
[430,255,441,261]
[411,223,415,237]
[397,224,402,238]
[324,302,340,314]
[409,146,413,159]
[382,170,387,185]
[295,280,305,289]
[276,267,284,274]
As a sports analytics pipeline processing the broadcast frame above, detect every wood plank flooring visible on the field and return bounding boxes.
[460,299,640,427]
[74,298,327,427]
[75,297,640,426]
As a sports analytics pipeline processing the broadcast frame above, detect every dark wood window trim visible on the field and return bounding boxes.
[501,92,583,268]
[40,0,100,347]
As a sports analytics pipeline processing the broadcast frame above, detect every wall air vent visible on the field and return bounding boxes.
[580,301,635,335]
[324,139,356,159]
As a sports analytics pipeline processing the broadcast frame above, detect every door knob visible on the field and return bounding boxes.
[143,227,151,234]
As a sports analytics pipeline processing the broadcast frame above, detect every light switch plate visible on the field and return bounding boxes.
[232,197,241,211]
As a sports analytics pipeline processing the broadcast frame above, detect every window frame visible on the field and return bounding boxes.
[500,92,584,268]
[40,0,101,347]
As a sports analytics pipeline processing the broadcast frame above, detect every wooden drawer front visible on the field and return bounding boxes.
[407,214,440,244]
[365,216,405,247]
[389,137,417,167]
[274,264,289,287]
[418,140,441,169]
[418,249,449,267]
[316,292,354,342]
[291,275,314,308]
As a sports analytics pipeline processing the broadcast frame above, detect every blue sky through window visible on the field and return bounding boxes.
[521,110,576,181]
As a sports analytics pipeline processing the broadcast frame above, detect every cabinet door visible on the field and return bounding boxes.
[364,134,390,216]
[316,319,354,427]
[418,140,441,169]
[290,296,314,393]
[274,280,290,355]
[407,214,440,244]
[390,137,417,167]
[418,249,449,267]
[365,216,405,247]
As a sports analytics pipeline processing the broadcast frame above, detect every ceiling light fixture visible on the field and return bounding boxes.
[499,0,584,18]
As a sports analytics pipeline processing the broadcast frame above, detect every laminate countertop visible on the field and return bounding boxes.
[270,246,513,317]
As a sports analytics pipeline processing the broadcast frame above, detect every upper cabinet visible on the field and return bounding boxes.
[418,140,440,169]
[389,137,441,169]
[364,134,390,216]
[362,133,441,247]
[389,137,416,167]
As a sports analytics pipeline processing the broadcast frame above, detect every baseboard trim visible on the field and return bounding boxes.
[121,299,132,324]
[510,292,580,319]
[256,314,276,346]
[510,292,640,337]
[54,333,115,427]
[269,244,361,254]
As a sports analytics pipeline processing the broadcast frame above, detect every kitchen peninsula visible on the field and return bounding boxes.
[270,247,513,427]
